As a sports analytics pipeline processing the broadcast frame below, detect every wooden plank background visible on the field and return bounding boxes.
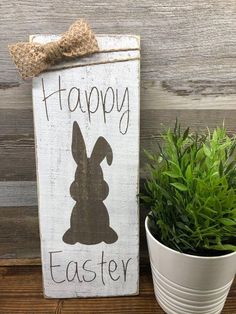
[1,0,236,265]
[0,266,235,313]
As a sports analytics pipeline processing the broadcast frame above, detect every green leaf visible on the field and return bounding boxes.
[219,161,224,177]
[212,129,218,142]
[183,127,190,141]
[219,218,236,226]
[140,195,152,203]
[170,182,188,191]
[174,118,178,135]
[225,160,236,174]
[168,160,182,174]
[176,222,192,233]
[198,212,215,222]
[231,209,236,218]
[229,140,236,157]
[203,144,211,157]
[185,164,192,180]
[207,244,236,252]
[154,182,175,203]
[163,171,182,178]
[141,122,236,255]
[196,148,204,161]
[144,149,155,161]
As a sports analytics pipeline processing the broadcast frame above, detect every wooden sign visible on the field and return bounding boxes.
[32,34,140,298]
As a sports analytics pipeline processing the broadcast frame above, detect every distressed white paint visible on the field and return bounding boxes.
[31,34,140,51]
[32,35,140,298]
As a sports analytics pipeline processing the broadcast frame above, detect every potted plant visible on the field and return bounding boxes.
[141,122,236,314]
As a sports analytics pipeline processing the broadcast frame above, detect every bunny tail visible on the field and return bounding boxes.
[62,228,77,245]
[104,227,118,244]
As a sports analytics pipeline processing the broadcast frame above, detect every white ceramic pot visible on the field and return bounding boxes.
[145,217,236,314]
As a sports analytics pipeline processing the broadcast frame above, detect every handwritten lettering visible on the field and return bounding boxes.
[41,76,130,135]
[49,250,132,285]
[49,250,66,284]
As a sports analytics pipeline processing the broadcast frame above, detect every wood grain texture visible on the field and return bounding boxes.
[1,0,236,265]
[0,182,37,206]
[0,265,235,313]
[0,109,35,181]
[2,1,236,82]
[1,108,236,182]
[2,1,236,111]
[0,204,149,266]
[3,80,236,111]
[0,207,40,259]
[1,109,236,263]
[0,258,41,266]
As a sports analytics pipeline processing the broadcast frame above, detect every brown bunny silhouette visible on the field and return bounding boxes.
[63,121,118,245]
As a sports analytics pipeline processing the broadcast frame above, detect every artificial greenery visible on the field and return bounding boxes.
[142,121,236,255]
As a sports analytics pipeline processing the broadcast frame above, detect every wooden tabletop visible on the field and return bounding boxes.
[0,265,235,313]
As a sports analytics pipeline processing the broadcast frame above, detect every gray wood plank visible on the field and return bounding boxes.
[141,80,236,110]
[0,203,148,265]
[0,109,35,180]
[0,135,35,181]
[0,109,33,134]
[0,182,37,207]
[1,0,236,264]
[2,1,236,82]
[1,109,236,181]
[0,206,40,259]
[3,80,236,111]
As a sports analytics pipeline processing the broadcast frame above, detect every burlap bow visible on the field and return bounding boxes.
[8,19,99,80]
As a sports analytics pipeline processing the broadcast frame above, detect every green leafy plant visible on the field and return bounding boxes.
[142,121,236,255]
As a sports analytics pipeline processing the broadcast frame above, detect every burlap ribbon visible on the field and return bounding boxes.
[8,19,99,80]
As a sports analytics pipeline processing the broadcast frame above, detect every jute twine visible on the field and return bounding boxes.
[8,19,99,80]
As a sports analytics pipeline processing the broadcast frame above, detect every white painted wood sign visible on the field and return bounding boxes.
[32,34,140,298]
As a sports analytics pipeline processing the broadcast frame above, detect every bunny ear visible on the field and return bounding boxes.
[71,121,87,166]
[90,137,113,166]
